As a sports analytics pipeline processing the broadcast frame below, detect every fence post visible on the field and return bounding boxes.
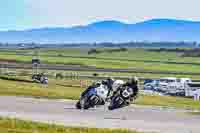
[80,80,83,88]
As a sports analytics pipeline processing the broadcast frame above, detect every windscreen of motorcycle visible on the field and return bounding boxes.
[87,88,97,96]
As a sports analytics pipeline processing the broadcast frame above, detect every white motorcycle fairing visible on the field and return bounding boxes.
[96,84,109,100]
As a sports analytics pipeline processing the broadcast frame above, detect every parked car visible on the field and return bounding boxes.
[144,77,192,95]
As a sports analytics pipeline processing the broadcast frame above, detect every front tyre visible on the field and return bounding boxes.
[108,105,115,110]
[76,97,91,110]
[108,96,124,110]
[76,101,81,109]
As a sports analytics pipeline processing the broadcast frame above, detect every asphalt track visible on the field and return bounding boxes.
[0,96,200,133]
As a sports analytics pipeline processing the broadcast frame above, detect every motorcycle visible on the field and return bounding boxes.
[108,86,133,110]
[76,82,109,110]
[32,74,48,84]
[41,76,48,84]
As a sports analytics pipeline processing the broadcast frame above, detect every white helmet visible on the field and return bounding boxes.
[112,80,125,92]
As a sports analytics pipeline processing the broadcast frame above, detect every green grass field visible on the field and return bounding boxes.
[0,117,140,133]
[187,112,200,115]
[0,76,87,100]
[1,48,200,73]
[1,76,200,110]
[136,95,200,110]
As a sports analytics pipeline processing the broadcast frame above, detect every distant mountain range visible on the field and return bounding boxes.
[1,19,200,44]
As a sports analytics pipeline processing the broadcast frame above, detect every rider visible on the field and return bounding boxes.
[111,77,139,105]
[81,77,114,98]
[102,77,126,101]
[102,77,115,98]
[123,77,139,103]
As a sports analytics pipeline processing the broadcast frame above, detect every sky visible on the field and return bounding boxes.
[1,0,200,30]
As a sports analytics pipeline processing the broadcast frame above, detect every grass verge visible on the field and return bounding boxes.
[0,117,141,133]
[187,112,200,115]
[136,95,200,110]
[0,77,86,100]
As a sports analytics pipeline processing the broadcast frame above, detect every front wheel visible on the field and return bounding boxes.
[108,96,125,110]
[76,97,90,110]
[108,105,115,110]
[76,101,81,109]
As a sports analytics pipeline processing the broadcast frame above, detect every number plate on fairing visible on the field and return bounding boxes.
[122,87,133,98]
